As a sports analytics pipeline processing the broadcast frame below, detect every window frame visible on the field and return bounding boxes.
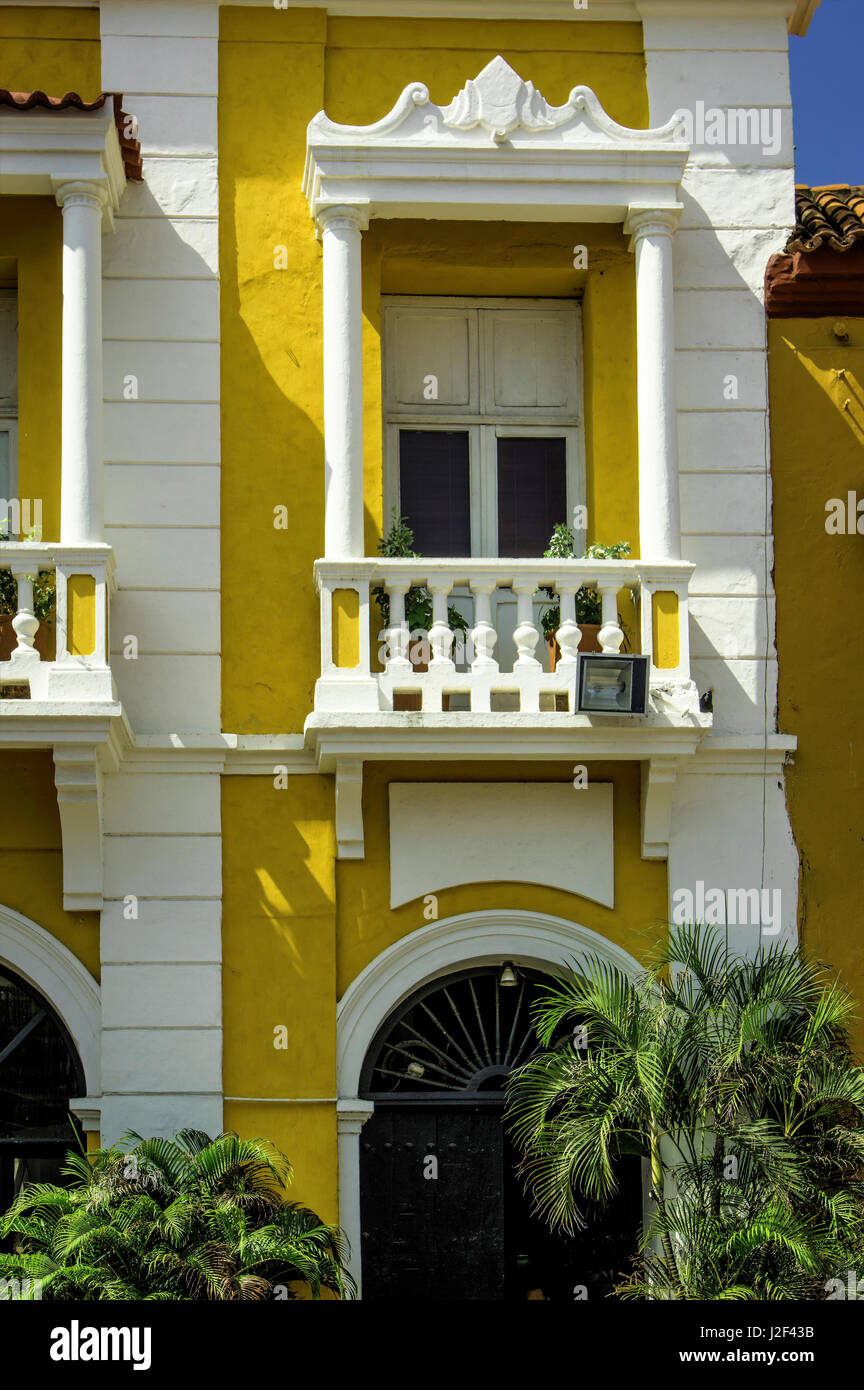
[383,296,585,559]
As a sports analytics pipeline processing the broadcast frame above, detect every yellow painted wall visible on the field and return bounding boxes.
[336,761,667,993]
[219,8,646,734]
[221,773,338,1219]
[0,7,101,96]
[770,318,864,1047]
[0,200,63,540]
[221,760,666,1219]
[0,751,99,980]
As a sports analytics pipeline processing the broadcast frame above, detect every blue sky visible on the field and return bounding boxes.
[790,0,863,186]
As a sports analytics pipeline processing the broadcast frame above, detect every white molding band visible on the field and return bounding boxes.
[336,909,644,1293]
[0,901,101,1100]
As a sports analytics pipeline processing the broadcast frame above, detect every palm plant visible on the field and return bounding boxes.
[505,924,864,1299]
[0,1129,354,1301]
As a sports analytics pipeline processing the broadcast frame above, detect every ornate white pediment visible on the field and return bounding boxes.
[304,56,688,224]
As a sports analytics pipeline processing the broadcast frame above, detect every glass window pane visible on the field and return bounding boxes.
[497,436,567,557]
[399,430,471,556]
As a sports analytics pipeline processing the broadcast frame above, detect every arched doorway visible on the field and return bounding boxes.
[0,965,86,1223]
[358,964,641,1301]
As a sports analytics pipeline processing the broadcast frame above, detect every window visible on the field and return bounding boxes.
[384,298,584,558]
[0,286,18,535]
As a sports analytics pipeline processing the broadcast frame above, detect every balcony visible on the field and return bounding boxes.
[0,541,117,709]
[309,555,710,761]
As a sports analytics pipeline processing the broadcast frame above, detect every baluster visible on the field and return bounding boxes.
[599,584,625,654]
[512,582,541,668]
[428,582,455,669]
[385,581,412,672]
[469,581,498,671]
[555,583,581,669]
[10,568,40,661]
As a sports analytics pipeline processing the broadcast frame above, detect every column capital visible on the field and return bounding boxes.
[316,203,369,236]
[625,204,682,250]
[54,179,110,214]
[337,1099,375,1133]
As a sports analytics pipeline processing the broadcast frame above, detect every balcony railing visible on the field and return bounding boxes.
[314,557,697,717]
[0,542,116,704]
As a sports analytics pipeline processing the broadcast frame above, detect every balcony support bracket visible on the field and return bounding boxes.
[336,759,365,861]
[53,743,104,912]
[641,755,678,861]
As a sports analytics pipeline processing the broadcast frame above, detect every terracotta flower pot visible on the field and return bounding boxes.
[546,624,602,672]
[394,637,451,711]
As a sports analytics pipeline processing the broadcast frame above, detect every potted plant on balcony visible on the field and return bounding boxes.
[0,524,56,661]
[372,511,470,712]
[373,509,469,668]
[539,526,631,671]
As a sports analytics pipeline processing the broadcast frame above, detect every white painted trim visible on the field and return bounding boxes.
[337,908,644,1292]
[0,112,126,222]
[0,901,101,1098]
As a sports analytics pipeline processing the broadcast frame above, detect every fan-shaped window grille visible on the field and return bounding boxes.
[360,966,552,1101]
[0,966,85,1218]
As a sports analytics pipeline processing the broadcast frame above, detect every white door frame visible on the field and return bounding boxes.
[336,908,644,1295]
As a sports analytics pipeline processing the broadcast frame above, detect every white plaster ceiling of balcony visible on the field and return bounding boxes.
[388,782,614,909]
[303,55,690,226]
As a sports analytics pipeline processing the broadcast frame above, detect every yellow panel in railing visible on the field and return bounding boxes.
[652,590,680,670]
[332,588,360,669]
[67,574,96,657]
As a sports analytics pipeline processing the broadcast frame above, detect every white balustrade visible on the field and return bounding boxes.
[314,556,697,718]
[0,542,116,703]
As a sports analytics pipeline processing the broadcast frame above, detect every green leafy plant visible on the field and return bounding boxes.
[0,568,56,622]
[505,925,864,1300]
[539,529,631,640]
[0,1129,354,1301]
[0,523,56,623]
[372,509,469,639]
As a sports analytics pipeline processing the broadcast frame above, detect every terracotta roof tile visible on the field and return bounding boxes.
[0,89,142,180]
[788,185,864,254]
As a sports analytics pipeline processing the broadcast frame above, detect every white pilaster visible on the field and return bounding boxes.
[318,205,368,559]
[56,181,109,545]
[337,1099,374,1294]
[626,207,683,563]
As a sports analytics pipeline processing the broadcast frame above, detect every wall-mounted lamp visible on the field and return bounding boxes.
[499,962,519,988]
[576,654,649,715]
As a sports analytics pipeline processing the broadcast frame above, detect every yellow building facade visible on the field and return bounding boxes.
[0,0,829,1299]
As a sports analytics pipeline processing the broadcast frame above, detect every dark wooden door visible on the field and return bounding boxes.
[360,1105,505,1301]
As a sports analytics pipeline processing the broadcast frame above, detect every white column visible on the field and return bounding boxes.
[625,207,682,563]
[55,181,108,545]
[318,205,368,559]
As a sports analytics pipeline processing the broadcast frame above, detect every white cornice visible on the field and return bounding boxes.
[305,55,689,227]
[0,109,127,226]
